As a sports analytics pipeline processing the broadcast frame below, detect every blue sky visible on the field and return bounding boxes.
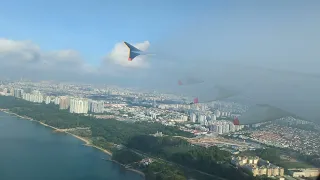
[0,0,218,65]
[1,0,319,66]
[1,0,320,81]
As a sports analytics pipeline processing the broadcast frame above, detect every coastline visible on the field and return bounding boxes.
[0,109,145,178]
[0,109,112,155]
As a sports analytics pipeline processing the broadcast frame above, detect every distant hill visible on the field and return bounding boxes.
[238,104,306,125]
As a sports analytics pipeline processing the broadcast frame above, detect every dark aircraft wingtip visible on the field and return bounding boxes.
[123,41,130,47]
[123,41,142,61]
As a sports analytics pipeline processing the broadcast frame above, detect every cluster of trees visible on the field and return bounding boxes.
[111,147,189,180]
[292,152,320,167]
[112,149,143,165]
[144,161,186,180]
[252,148,281,163]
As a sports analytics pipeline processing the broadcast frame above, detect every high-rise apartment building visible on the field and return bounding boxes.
[59,96,70,110]
[45,96,51,104]
[14,89,24,98]
[22,90,43,103]
[54,97,60,105]
[69,98,89,114]
[88,100,104,113]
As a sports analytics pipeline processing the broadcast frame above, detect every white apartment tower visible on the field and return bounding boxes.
[70,98,89,114]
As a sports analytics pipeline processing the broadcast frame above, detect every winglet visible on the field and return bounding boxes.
[124,42,142,61]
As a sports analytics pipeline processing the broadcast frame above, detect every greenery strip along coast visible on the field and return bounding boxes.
[0,96,272,180]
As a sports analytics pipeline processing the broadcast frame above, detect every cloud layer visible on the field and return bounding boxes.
[0,38,152,82]
[0,38,94,75]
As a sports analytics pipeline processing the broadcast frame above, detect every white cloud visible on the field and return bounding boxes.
[0,38,153,82]
[103,41,151,68]
[0,38,41,65]
[0,38,95,75]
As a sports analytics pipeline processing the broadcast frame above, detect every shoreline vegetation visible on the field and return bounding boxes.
[0,109,145,178]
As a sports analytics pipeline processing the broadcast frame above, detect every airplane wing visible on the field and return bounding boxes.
[124,42,143,61]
